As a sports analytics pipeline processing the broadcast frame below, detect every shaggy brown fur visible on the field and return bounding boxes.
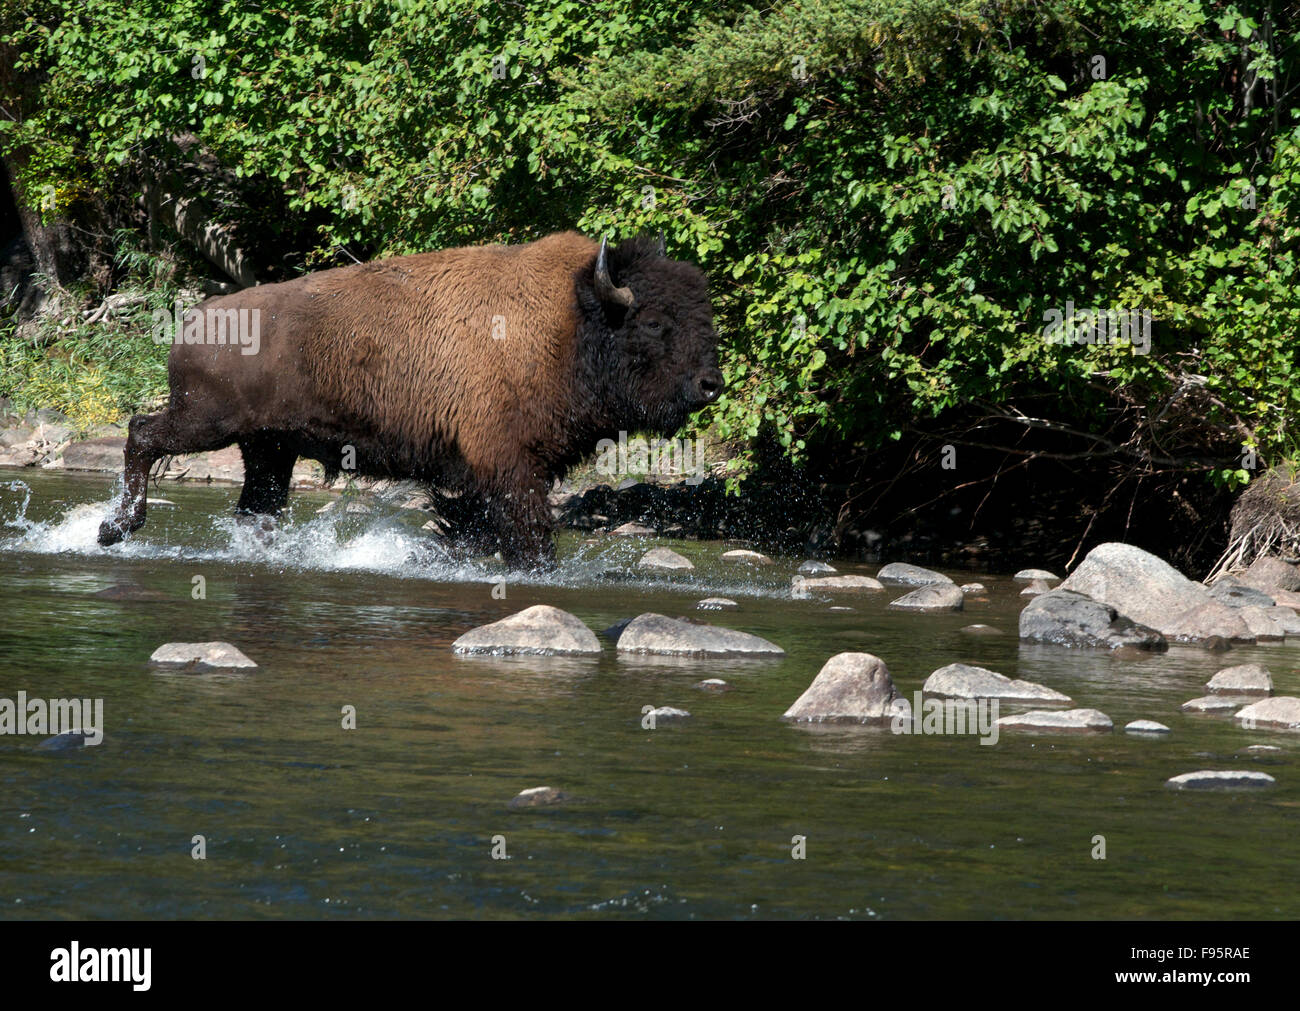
[98,231,723,566]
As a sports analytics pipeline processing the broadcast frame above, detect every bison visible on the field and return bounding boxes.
[97,231,723,566]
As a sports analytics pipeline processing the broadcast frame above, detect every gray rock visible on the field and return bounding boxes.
[796,575,884,593]
[1236,605,1286,641]
[645,706,691,723]
[1206,663,1272,696]
[1240,555,1300,593]
[507,786,568,809]
[611,521,655,536]
[1018,589,1167,650]
[1013,568,1060,581]
[150,641,258,669]
[694,678,731,692]
[782,652,900,724]
[888,582,964,612]
[452,605,601,656]
[637,547,694,570]
[61,437,126,472]
[1241,744,1281,753]
[1165,770,1275,790]
[923,663,1071,702]
[1019,579,1052,597]
[696,597,739,610]
[38,730,94,752]
[960,583,988,595]
[1125,720,1171,735]
[960,624,1003,635]
[1058,542,1252,643]
[798,560,837,576]
[1207,577,1276,608]
[996,708,1113,733]
[876,562,954,586]
[1179,695,1249,714]
[616,614,784,656]
[721,549,773,565]
[1235,696,1300,731]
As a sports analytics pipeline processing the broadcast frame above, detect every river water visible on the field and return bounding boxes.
[1,471,1296,919]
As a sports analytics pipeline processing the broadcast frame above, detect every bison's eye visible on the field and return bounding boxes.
[639,314,670,337]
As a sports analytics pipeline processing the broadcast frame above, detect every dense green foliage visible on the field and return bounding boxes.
[2,0,1297,489]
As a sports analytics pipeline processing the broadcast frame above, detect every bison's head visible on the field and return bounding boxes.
[578,234,723,437]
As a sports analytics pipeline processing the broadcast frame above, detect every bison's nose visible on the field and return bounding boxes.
[694,369,724,404]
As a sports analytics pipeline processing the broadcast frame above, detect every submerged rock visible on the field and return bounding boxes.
[507,786,569,809]
[616,614,784,656]
[1206,663,1272,696]
[1058,542,1252,643]
[1013,568,1060,581]
[1165,770,1275,790]
[996,708,1113,733]
[960,583,988,595]
[1125,720,1171,735]
[1235,696,1300,731]
[638,547,694,570]
[960,624,1003,636]
[452,605,601,656]
[1179,695,1249,714]
[694,678,731,692]
[923,663,1070,703]
[876,562,954,586]
[782,652,900,724]
[696,597,739,610]
[1018,589,1166,650]
[798,560,837,576]
[150,641,258,669]
[797,575,884,593]
[645,706,691,723]
[721,549,773,565]
[38,730,95,752]
[888,582,964,612]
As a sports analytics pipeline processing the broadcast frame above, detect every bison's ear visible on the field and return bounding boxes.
[594,237,635,309]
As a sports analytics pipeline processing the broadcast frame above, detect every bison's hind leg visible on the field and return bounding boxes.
[236,435,298,517]
[98,407,235,546]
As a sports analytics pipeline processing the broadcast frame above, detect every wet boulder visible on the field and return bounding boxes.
[1058,542,1252,643]
[452,605,601,656]
[1018,589,1166,650]
[1206,664,1272,696]
[995,708,1113,733]
[616,614,784,656]
[876,562,954,586]
[150,641,258,669]
[888,582,964,612]
[782,652,901,724]
[923,663,1070,703]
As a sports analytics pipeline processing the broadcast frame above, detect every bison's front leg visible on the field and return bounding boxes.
[486,474,557,570]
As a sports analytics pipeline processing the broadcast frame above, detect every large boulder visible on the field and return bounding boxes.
[62,437,126,473]
[1206,664,1272,695]
[782,652,901,723]
[1235,696,1300,731]
[616,614,784,656]
[923,663,1070,703]
[1018,589,1166,650]
[452,605,601,656]
[1058,543,1252,643]
[876,562,953,586]
[888,582,964,612]
[1240,555,1300,594]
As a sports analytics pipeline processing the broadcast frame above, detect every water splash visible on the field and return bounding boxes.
[0,477,787,597]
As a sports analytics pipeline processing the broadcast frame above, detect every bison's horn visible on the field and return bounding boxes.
[595,237,635,308]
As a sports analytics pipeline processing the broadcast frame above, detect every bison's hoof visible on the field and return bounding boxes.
[97,519,127,546]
